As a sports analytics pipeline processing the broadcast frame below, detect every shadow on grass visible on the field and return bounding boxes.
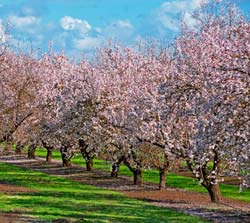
[0,162,206,223]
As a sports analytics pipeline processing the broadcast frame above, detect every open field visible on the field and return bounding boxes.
[35,149,250,202]
[1,154,250,222]
[0,158,208,223]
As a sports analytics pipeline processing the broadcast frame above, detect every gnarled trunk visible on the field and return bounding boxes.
[111,156,124,178]
[111,163,119,177]
[187,146,222,203]
[79,139,94,172]
[60,147,72,167]
[86,158,94,171]
[41,140,53,163]
[4,141,13,154]
[124,157,143,186]
[15,144,23,154]
[46,148,53,163]
[205,183,221,203]
[132,169,142,186]
[159,168,167,191]
[159,154,169,190]
[28,145,36,159]
[62,158,72,167]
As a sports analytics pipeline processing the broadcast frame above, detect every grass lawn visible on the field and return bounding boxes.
[0,162,207,223]
[35,149,250,202]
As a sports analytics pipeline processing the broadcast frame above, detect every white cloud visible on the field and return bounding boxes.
[156,0,206,30]
[60,16,91,34]
[9,15,40,29]
[95,27,102,33]
[183,12,197,27]
[73,37,102,50]
[114,20,133,29]
[191,0,208,9]
[71,19,133,52]
[52,32,69,49]
[161,0,206,12]
[104,19,134,40]
[161,1,188,14]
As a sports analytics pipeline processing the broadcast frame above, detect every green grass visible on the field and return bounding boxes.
[0,162,207,223]
[35,148,250,202]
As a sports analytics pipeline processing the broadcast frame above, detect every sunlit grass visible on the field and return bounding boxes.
[0,162,207,222]
[35,148,250,202]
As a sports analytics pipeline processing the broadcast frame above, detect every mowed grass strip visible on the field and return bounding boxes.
[35,149,250,202]
[0,162,207,223]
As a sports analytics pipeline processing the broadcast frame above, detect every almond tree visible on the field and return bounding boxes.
[10,49,77,163]
[95,43,174,187]
[0,50,41,152]
[37,51,80,166]
[37,49,104,168]
[158,2,250,202]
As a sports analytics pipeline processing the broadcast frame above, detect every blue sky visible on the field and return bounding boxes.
[0,0,249,56]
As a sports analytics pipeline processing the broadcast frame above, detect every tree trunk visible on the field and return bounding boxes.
[60,148,72,167]
[124,157,142,186]
[133,169,142,186]
[28,146,36,159]
[206,183,221,203]
[46,148,53,163]
[159,153,169,190]
[86,158,94,171]
[15,144,23,154]
[159,168,167,191]
[4,141,12,154]
[79,140,94,171]
[110,156,124,178]
[111,163,119,177]
[62,158,72,167]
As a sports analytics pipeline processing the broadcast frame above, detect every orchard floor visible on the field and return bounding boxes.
[0,154,250,223]
[0,182,41,223]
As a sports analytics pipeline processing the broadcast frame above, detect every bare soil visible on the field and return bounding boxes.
[0,180,38,222]
[0,154,250,223]
[0,212,42,223]
[0,182,36,194]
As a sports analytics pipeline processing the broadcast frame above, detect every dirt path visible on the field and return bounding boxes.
[1,154,250,223]
[0,212,42,223]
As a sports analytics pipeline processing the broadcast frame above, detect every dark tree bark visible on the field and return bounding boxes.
[204,183,221,203]
[124,158,143,186]
[3,140,11,153]
[28,145,36,159]
[204,146,222,202]
[60,147,72,167]
[46,147,53,163]
[111,156,124,178]
[15,143,23,154]
[79,139,94,172]
[159,154,170,190]
[132,169,142,186]
[111,163,119,178]
[41,140,53,163]
[187,146,222,203]
[3,137,13,154]
[159,168,167,190]
[62,158,72,167]
[86,158,94,171]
